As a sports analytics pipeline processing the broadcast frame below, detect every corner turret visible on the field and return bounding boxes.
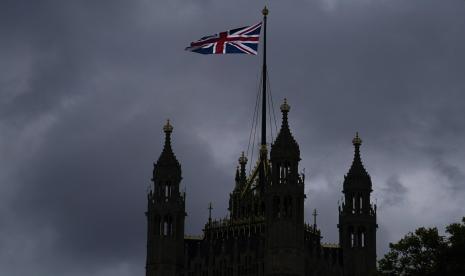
[265,99,305,275]
[146,120,185,276]
[338,133,377,276]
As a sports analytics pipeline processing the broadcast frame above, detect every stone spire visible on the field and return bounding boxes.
[156,120,181,170]
[348,132,368,176]
[344,132,372,191]
[270,99,300,160]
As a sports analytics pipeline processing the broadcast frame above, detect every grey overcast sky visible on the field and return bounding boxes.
[1,0,465,275]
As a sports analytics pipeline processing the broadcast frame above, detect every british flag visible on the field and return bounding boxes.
[186,22,262,55]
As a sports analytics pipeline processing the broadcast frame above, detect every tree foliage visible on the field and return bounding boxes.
[378,217,465,276]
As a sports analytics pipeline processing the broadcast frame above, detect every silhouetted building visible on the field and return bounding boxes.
[145,100,377,276]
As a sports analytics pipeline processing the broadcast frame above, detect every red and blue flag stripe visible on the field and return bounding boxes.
[186,22,262,55]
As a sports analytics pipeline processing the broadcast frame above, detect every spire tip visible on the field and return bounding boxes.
[163,119,173,134]
[352,132,362,146]
[239,151,248,165]
[280,98,290,113]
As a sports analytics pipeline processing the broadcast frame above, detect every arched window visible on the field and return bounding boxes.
[349,227,355,248]
[359,196,363,214]
[164,181,171,202]
[285,162,291,183]
[359,227,367,247]
[279,163,284,184]
[352,196,356,214]
[162,215,173,236]
[163,220,169,236]
[278,162,292,184]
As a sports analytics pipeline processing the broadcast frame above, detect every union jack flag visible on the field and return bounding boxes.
[186,22,262,55]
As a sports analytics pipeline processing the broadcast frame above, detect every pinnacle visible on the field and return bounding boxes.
[271,98,300,160]
[157,120,180,168]
[348,134,367,176]
[280,98,290,113]
[239,151,248,165]
[163,119,173,134]
[352,132,362,146]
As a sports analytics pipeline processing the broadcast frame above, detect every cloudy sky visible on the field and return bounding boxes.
[1,0,465,275]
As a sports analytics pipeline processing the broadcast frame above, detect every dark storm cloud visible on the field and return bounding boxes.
[1,0,465,275]
[2,92,232,275]
[381,175,407,206]
[433,157,465,191]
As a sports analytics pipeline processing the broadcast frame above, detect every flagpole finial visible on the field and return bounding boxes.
[262,6,269,16]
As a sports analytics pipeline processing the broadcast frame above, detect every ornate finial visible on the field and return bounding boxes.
[280,98,290,113]
[352,132,362,146]
[262,6,269,16]
[163,119,173,134]
[239,151,248,165]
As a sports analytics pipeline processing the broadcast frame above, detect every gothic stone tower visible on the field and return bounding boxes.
[146,120,185,276]
[338,133,377,276]
[265,99,306,276]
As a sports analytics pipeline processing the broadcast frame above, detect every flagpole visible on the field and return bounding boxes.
[261,6,268,148]
[260,6,268,192]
